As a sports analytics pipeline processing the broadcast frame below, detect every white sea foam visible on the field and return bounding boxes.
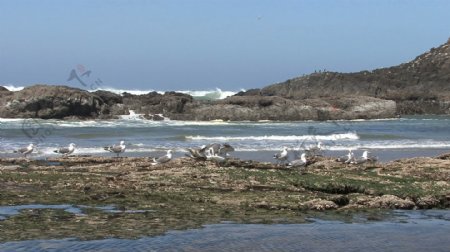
[89,87,241,100]
[185,133,359,141]
[1,85,24,91]
[1,84,240,100]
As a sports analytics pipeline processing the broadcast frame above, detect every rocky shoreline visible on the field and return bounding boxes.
[0,153,448,241]
[0,84,397,121]
[1,38,449,121]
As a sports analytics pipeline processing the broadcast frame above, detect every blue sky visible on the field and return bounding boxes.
[1,0,449,91]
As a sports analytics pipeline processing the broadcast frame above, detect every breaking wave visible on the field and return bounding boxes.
[1,85,240,101]
[90,87,240,100]
[185,133,359,141]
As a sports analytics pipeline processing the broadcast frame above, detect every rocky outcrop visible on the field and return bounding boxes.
[0,86,9,92]
[122,91,193,115]
[1,38,449,120]
[0,85,397,120]
[240,38,450,115]
[172,95,396,121]
[0,85,106,119]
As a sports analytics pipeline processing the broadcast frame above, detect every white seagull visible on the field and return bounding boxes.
[351,150,369,165]
[288,153,308,168]
[14,143,34,157]
[205,147,226,163]
[54,143,76,156]
[151,150,173,165]
[306,141,323,157]
[204,143,235,157]
[274,147,289,165]
[186,145,208,159]
[336,149,354,164]
[104,141,126,157]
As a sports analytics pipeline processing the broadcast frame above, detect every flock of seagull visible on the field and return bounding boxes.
[12,141,234,166]
[273,142,378,168]
[12,141,377,167]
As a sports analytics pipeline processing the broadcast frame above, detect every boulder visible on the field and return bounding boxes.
[0,85,105,119]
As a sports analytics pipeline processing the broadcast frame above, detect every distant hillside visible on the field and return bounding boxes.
[239,38,450,114]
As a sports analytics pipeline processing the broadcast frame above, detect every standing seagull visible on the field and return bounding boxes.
[306,142,323,157]
[151,150,173,165]
[351,150,369,165]
[288,153,308,168]
[205,147,227,166]
[186,145,207,159]
[218,143,235,156]
[274,147,289,165]
[104,141,126,157]
[14,143,34,157]
[336,149,354,164]
[54,143,76,157]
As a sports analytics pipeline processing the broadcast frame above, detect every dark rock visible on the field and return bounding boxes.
[0,85,106,119]
[173,95,396,121]
[122,91,193,116]
[0,86,9,92]
[234,88,261,96]
[152,114,165,121]
[250,39,450,115]
[92,90,123,105]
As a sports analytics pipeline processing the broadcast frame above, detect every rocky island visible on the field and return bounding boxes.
[1,38,450,121]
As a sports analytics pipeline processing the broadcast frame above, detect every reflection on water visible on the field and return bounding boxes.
[0,210,449,252]
[0,204,153,220]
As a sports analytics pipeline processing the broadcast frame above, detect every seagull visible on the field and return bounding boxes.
[274,147,289,165]
[151,150,173,165]
[366,151,378,162]
[54,143,76,156]
[204,143,235,157]
[351,150,369,165]
[104,141,126,157]
[306,141,323,157]
[205,143,221,156]
[336,149,354,164]
[186,145,207,159]
[287,153,308,168]
[205,148,226,165]
[218,143,235,156]
[14,143,34,157]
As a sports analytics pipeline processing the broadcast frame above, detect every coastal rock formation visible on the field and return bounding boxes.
[0,85,106,119]
[240,38,450,115]
[122,91,193,115]
[172,95,396,121]
[0,85,396,120]
[1,38,449,120]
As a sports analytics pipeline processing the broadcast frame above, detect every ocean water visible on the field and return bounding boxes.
[1,115,450,161]
[0,210,449,251]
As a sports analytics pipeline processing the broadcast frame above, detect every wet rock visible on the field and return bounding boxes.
[302,199,338,211]
[355,195,415,209]
[416,196,441,209]
[176,95,396,121]
[0,85,106,119]
[92,90,123,105]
